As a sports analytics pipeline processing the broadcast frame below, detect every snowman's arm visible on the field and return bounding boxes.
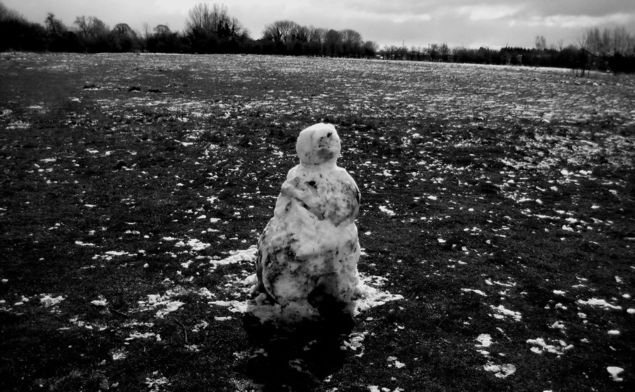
[280,180,324,217]
[339,170,361,205]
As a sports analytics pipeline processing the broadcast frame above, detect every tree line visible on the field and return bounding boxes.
[0,2,377,57]
[379,28,635,74]
[1,1,634,73]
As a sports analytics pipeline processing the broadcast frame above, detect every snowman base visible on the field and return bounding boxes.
[245,289,356,331]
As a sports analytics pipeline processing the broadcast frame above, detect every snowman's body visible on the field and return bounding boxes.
[255,123,361,322]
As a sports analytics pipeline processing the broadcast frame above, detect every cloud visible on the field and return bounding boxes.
[455,4,524,21]
[2,0,635,48]
[515,13,635,29]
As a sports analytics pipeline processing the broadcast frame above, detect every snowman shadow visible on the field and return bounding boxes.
[242,309,354,391]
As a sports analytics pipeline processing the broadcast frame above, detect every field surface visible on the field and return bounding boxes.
[1,53,634,391]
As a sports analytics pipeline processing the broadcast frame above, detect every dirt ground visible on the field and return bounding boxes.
[1,53,634,391]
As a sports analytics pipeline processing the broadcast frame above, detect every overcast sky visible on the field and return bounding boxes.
[4,0,635,48]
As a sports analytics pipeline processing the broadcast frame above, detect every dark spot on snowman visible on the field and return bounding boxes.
[306,180,317,189]
[263,253,274,267]
[317,148,334,161]
[347,241,357,252]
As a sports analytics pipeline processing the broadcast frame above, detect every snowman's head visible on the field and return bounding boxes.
[296,123,341,166]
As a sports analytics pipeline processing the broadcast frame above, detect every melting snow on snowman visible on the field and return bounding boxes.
[246,122,402,324]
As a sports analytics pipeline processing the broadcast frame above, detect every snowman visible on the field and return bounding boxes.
[252,123,361,323]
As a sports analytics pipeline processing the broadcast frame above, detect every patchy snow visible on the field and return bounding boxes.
[576,298,622,310]
[209,300,248,313]
[175,238,211,252]
[387,356,406,369]
[127,331,161,341]
[75,240,96,247]
[607,366,624,382]
[462,288,487,297]
[475,334,493,348]
[550,321,566,330]
[90,295,108,307]
[7,120,31,129]
[185,344,201,352]
[379,205,396,216]
[211,246,257,268]
[342,331,367,357]
[354,274,404,315]
[93,250,135,261]
[526,337,573,356]
[489,304,522,321]
[40,294,64,308]
[483,362,516,378]
[145,371,170,392]
[111,348,127,361]
[180,260,194,269]
[137,288,187,318]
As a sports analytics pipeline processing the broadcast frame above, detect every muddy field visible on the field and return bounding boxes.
[1,53,634,391]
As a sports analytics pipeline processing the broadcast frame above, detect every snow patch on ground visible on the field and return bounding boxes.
[526,337,573,356]
[576,298,622,310]
[462,288,487,296]
[607,366,624,382]
[342,331,367,357]
[145,371,170,392]
[210,246,257,268]
[475,334,493,348]
[175,238,210,251]
[489,304,522,321]
[483,362,516,378]
[379,205,396,216]
[136,288,187,318]
[40,294,65,308]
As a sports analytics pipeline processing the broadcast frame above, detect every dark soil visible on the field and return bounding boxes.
[1,53,634,391]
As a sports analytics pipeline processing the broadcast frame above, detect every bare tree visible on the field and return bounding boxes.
[154,24,171,36]
[340,29,362,55]
[110,23,138,51]
[581,27,603,55]
[612,26,633,55]
[186,3,242,39]
[45,13,66,36]
[581,26,635,56]
[0,2,23,22]
[535,35,547,51]
[324,29,342,56]
[112,23,135,38]
[263,20,300,44]
[307,26,326,44]
[74,16,109,41]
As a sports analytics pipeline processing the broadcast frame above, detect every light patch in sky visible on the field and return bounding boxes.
[456,4,524,21]
[515,13,635,29]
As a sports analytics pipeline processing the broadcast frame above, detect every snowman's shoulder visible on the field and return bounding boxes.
[286,165,299,179]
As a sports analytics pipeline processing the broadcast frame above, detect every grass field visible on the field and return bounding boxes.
[1,52,634,391]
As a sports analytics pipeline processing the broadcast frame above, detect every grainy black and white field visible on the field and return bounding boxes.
[1,53,634,392]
